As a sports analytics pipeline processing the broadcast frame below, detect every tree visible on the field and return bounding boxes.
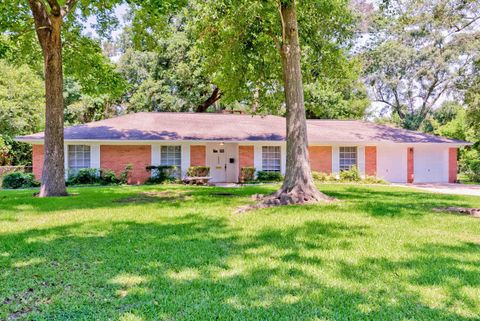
[0,59,44,165]
[0,1,121,196]
[1,1,182,196]
[116,18,223,113]
[191,0,356,204]
[362,0,480,130]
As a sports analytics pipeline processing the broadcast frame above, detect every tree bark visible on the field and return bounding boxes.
[196,86,222,112]
[30,2,67,197]
[268,1,330,205]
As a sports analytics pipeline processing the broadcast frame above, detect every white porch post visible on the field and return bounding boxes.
[332,145,340,178]
[358,146,365,178]
[90,144,100,169]
[181,142,190,178]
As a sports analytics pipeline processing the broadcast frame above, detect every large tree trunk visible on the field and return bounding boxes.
[268,1,330,205]
[33,12,67,197]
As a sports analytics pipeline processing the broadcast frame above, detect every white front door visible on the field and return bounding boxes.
[207,143,227,182]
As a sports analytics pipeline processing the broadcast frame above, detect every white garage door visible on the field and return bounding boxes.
[377,145,407,183]
[414,146,448,183]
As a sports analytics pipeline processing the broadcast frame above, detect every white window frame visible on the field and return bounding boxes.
[262,146,281,172]
[339,146,357,171]
[160,145,182,178]
[67,145,91,174]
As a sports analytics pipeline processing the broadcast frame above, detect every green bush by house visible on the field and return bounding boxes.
[1,172,40,189]
[256,171,284,182]
[240,167,255,182]
[187,166,210,177]
[146,165,179,184]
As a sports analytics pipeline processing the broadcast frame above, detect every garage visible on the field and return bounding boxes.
[414,146,448,183]
[377,145,407,183]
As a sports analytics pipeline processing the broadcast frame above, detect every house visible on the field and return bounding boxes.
[16,112,469,184]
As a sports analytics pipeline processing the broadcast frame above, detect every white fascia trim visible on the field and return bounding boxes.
[17,139,472,148]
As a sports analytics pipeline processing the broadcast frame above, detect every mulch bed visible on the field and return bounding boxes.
[433,207,480,218]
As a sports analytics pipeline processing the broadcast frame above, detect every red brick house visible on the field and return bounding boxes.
[17,112,469,184]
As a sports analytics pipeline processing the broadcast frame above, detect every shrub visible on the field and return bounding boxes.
[339,166,361,182]
[256,171,283,182]
[187,166,210,177]
[2,172,40,189]
[99,169,120,185]
[67,168,100,185]
[312,171,338,182]
[362,176,388,185]
[119,164,133,184]
[240,167,255,182]
[145,165,178,184]
[460,149,480,182]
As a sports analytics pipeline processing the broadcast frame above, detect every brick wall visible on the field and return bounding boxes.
[100,145,151,184]
[407,147,414,183]
[32,145,44,181]
[308,146,332,174]
[365,146,377,176]
[239,145,254,168]
[190,145,206,166]
[448,147,458,183]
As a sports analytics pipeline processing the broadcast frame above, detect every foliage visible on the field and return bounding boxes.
[99,169,120,186]
[1,172,39,189]
[313,170,387,184]
[459,149,480,183]
[240,167,256,183]
[67,168,100,186]
[0,184,480,319]
[465,62,480,141]
[256,171,284,182]
[361,0,480,130]
[189,0,362,115]
[312,172,338,182]
[117,19,221,113]
[187,166,210,177]
[340,166,361,182]
[0,60,44,164]
[145,165,178,184]
[119,164,133,184]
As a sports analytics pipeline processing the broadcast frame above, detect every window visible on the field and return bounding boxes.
[262,146,281,172]
[161,145,181,167]
[339,146,357,171]
[68,145,91,174]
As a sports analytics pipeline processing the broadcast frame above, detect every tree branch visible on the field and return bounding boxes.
[61,0,78,17]
[45,0,61,16]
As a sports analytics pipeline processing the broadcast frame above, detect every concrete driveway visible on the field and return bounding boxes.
[394,183,480,196]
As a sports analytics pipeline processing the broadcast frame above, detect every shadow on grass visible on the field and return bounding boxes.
[1,213,478,320]
[324,186,477,218]
[0,185,276,217]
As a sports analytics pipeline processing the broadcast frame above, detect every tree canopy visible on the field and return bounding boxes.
[361,0,480,130]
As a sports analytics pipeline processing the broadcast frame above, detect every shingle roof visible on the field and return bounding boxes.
[17,112,468,145]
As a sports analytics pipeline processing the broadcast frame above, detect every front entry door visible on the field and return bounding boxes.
[208,144,227,182]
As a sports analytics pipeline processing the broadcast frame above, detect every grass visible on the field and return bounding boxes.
[0,184,480,320]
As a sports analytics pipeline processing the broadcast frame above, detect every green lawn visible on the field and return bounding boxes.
[1,184,479,321]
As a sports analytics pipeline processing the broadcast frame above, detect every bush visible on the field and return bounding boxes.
[145,165,178,184]
[67,168,100,185]
[99,169,120,185]
[2,172,40,189]
[256,171,283,182]
[362,176,388,185]
[312,171,338,182]
[187,166,210,177]
[240,167,255,182]
[119,164,133,184]
[460,149,480,182]
[339,166,361,182]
